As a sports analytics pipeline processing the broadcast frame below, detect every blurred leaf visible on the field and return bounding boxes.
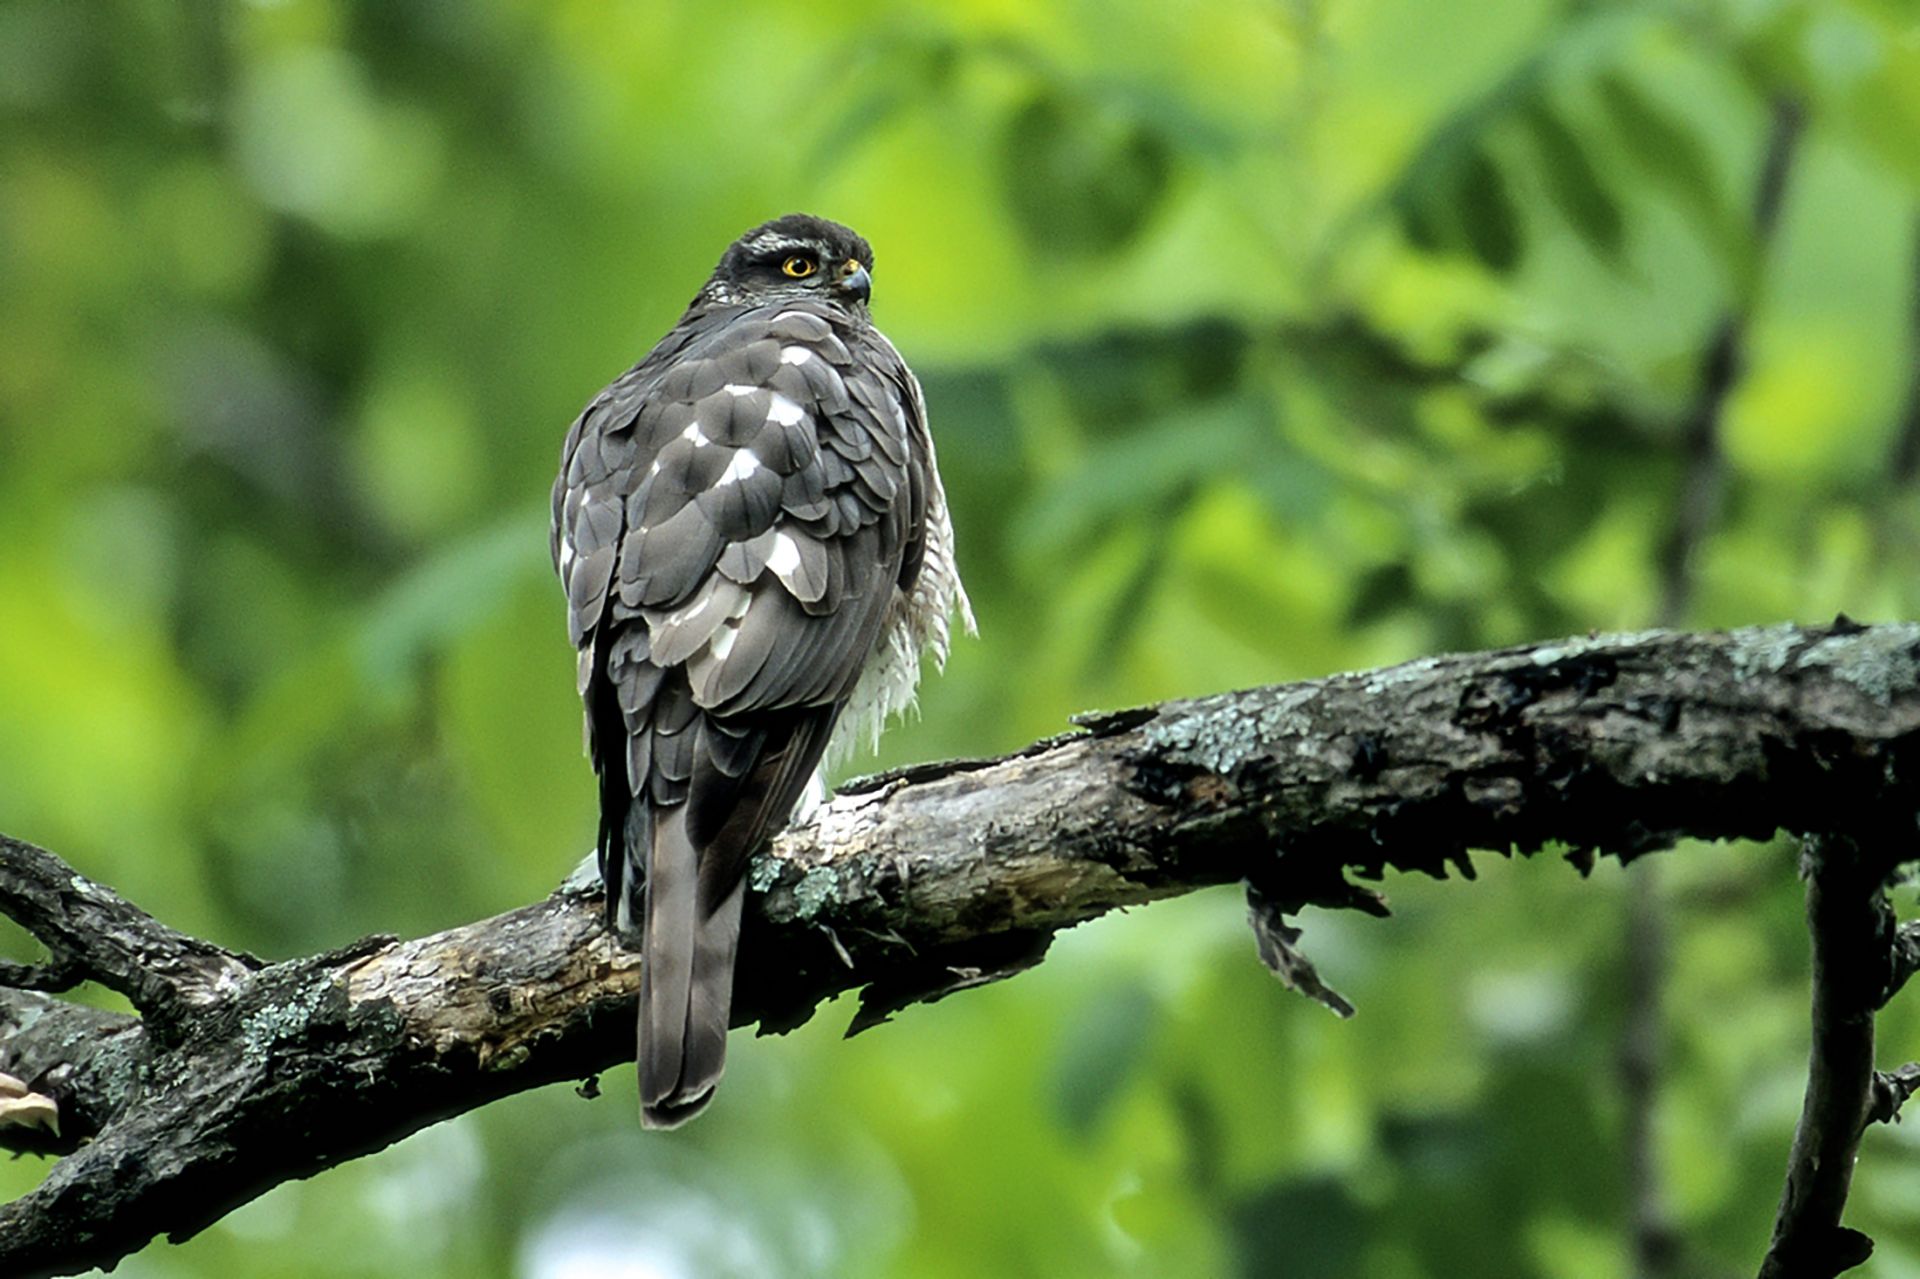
[354,508,549,696]
[1521,99,1625,261]
[1393,175,1451,255]
[1456,145,1524,274]
[1345,561,1417,627]
[1000,90,1174,257]
[1594,72,1710,211]
[1230,1176,1365,1278]
[1051,981,1157,1137]
[805,25,960,172]
[1011,396,1268,569]
[1391,140,1524,274]
[1596,71,1751,277]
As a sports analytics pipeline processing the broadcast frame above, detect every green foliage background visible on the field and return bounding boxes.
[3,0,1919,1274]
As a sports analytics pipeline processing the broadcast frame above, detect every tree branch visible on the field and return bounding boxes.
[0,837,259,1035]
[4,622,1920,1277]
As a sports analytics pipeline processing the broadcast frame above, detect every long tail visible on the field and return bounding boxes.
[636,804,744,1128]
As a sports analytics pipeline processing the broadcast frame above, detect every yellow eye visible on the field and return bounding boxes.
[781,255,818,278]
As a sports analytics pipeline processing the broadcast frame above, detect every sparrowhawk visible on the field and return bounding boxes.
[552,214,971,1126]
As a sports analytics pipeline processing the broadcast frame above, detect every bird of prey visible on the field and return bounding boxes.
[551,214,971,1126]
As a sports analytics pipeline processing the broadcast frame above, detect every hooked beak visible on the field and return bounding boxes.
[834,259,871,304]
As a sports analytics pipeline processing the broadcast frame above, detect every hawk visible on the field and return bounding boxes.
[551,214,971,1126]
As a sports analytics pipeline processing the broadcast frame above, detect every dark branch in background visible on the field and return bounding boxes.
[1631,95,1805,1279]
[1889,214,1920,485]
[1653,96,1802,624]
[1622,867,1679,1278]
[5,623,1920,1277]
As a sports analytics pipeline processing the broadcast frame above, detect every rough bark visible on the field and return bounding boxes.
[4,621,1920,1277]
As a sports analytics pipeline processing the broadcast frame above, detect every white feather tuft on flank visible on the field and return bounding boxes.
[716,451,762,486]
[613,871,637,933]
[559,539,575,570]
[680,423,711,447]
[721,383,757,397]
[825,408,972,768]
[766,393,807,428]
[779,345,813,365]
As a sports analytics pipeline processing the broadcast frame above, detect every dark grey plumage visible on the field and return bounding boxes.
[552,214,969,1126]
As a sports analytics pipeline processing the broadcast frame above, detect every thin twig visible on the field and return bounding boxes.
[1623,870,1681,1276]
[1866,1064,1920,1127]
[1757,835,1898,1279]
[1889,215,1920,485]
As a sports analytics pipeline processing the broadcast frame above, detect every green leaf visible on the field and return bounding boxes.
[804,27,959,172]
[1051,981,1158,1137]
[1596,71,1748,267]
[1010,396,1267,569]
[1392,138,1524,273]
[1456,145,1524,273]
[1392,176,1452,254]
[354,507,550,696]
[1000,89,1175,257]
[1521,100,1625,261]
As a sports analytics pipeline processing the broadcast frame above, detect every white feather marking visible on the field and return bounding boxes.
[779,345,812,365]
[716,451,762,485]
[668,591,712,626]
[680,423,711,447]
[767,531,801,576]
[647,459,662,477]
[559,539,575,570]
[767,393,806,428]
[721,383,757,397]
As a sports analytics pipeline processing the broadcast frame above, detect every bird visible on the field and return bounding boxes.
[551,214,971,1127]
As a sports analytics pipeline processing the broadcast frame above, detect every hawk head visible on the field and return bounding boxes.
[697,213,875,310]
